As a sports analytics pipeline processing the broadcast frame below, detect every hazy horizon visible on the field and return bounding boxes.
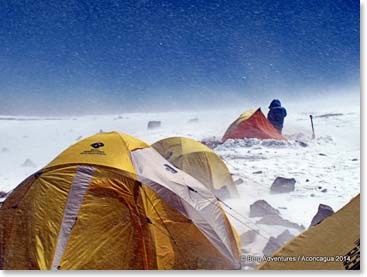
[0,86,359,117]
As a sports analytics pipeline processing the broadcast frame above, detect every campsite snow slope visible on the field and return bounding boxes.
[0,97,360,269]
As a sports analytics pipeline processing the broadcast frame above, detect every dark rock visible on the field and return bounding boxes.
[318,186,322,189]
[257,214,305,231]
[187,117,199,123]
[352,158,358,161]
[310,193,315,197]
[310,204,334,227]
[316,113,343,118]
[215,186,231,199]
[319,153,327,156]
[0,191,7,198]
[296,140,308,147]
[306,179,310,182]
[252,170,263,174]
[270,177,296,193]
[240,230,258,244]
[234,178,244,185]
[321,188,327,193]
[263,237,282,257]
[147,121,161,129]
[277,230,294,243]
[263,230,294,256]
[250,200,280,218]
[21,158,36,168]
[201,137,221,149]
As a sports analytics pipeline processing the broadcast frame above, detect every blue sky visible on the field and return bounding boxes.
[0,0,360,115]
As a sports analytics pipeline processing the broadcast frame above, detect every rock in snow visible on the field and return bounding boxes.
[270,177,296,193]
[234,178,244,185]
[310,204,334,227]
[187,117,199,123]
[147,121,161,129]
[263,230,294,256]
[201,137,222,149]
[257,214,305,231]
[316,113,344,118]
[21,158,36,168]
[252,170,263,174]
[249,200,280,218]
[296,140,308,147]
[263,237,282,257]
[240,230,258,244]
[0,191,7,198]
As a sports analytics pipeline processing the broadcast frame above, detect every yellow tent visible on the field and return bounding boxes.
[152,137,239,199]
[258,194,360,270]
[0,132,240,270]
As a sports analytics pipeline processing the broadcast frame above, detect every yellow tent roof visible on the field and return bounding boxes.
[1,132,241,270]
[45,131,148,173]
[232,109,257,126]
[152,137,239,198]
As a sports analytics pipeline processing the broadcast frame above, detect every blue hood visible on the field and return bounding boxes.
[269,99,281,109]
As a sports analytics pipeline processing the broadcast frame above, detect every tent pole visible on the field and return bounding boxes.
[310,115,315,139]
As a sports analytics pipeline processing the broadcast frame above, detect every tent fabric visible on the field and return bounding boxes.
[222,108,287,142]
[0,132,240,270]
[151,137,239,199]
[257,194,360,270]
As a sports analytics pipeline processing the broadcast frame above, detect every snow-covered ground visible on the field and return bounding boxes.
[0,96,360,269]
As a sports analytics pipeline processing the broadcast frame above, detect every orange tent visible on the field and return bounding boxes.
[222,108,286,142]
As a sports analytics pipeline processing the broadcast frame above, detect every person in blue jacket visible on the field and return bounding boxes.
[267,99,287,134]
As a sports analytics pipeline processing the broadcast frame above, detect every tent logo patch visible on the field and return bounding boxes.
[80,142,106,155]
[91,142,104,149]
